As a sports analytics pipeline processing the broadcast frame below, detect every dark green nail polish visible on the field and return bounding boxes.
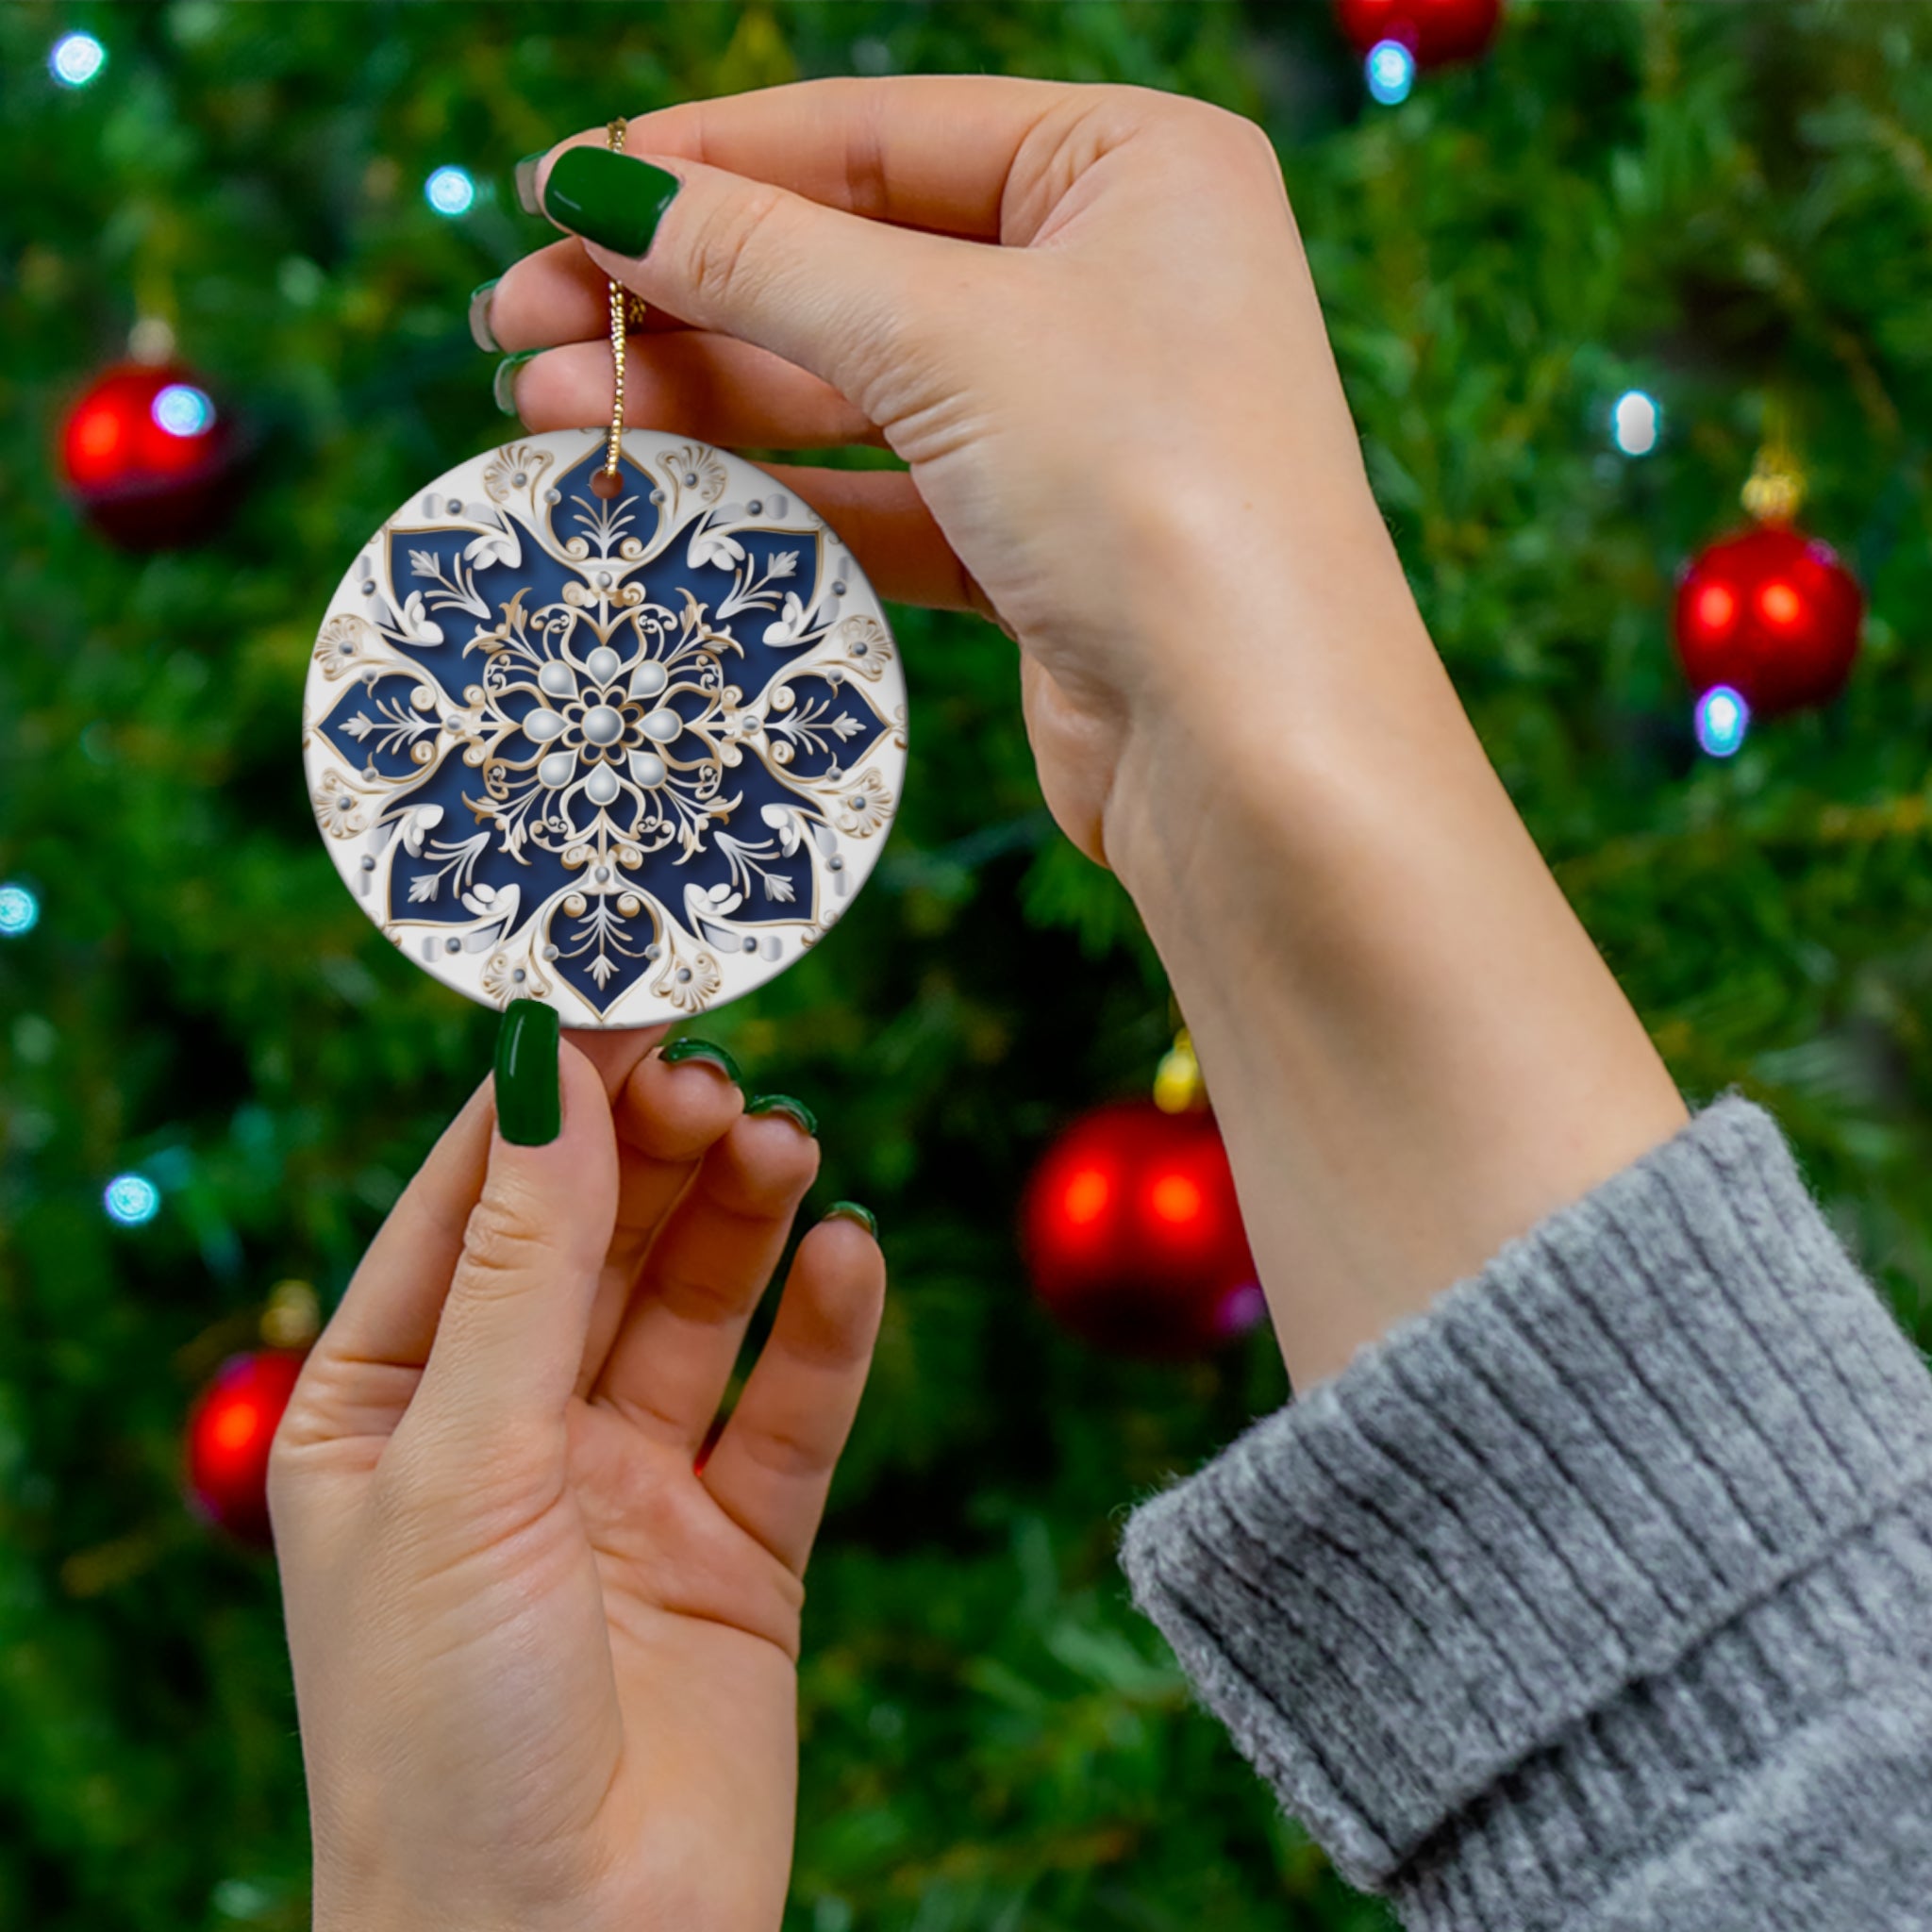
[492,350,539,416]
[746,1093,818,1138]
[541,146,681,257]
[513,152,546,216]
[660,1037,742,1085]
[495,998,560,1146]
[824,1200,877,1238]
[468,278,501,353]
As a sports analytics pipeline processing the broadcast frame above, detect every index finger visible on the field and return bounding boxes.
[548,74,1079,242]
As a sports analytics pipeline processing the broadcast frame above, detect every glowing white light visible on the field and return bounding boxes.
[425,166,476,217]
[0,883,40,936]
[1366,40,1416,106]
[1612,390,1661,457]
[104,1174,161,1226]
[1694,684,1750,758]
[50,32,106,88]
[152,384,215,438]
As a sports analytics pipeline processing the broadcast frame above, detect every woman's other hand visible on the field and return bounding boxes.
[271,1017,884,1932]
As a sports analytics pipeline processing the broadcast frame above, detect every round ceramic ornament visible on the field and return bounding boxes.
[302,427,906,1025]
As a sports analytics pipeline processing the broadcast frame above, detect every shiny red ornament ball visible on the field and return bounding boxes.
[58,361,239,549]
[1021,1101,1263,1358]
[1674,525,1863,718]
[1334,0,1502,65]
[184,1350,306,1546]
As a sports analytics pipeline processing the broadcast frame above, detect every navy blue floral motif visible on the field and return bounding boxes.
[307,436,903,1021]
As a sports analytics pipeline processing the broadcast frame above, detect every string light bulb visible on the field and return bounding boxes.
[50,31,106,88]
[0,883,40,936]
[1694,685,1750,759]
[1365,40,1417,104]
[104,1174,161,1226]
[1611,390,1660,457]
[425,166,476,217]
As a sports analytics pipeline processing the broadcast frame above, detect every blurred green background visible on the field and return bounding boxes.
[6,3,1932,1928]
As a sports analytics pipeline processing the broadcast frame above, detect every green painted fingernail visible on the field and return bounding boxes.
[746,1093,818,1138]
[513,152,546,216]
[492,349,539,416]
[541,146,682,257]
[660,1037,742,1085]
[494,998,560,1146]
[468,278,501,353]
[824,1200,877,1238]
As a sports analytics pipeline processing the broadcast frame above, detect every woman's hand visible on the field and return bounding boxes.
[487,77,1375,870]
[270,1021,883,1932]
[482,76,1685,1388]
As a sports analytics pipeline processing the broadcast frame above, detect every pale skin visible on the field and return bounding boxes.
[271,75,1690,1932]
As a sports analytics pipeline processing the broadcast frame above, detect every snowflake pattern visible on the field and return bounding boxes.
[302,432,907,1025]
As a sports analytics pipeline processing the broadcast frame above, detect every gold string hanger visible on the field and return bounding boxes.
[591,119,650,500]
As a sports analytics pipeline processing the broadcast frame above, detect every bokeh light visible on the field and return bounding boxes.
[1366,40,1416,106]
[49,32,106,88]
[425,165,476,216]
[0,882,39,936]
[1694,684,1750,758]
[1693,582,1737,637]
[1061,1166,1110,1227]
[1148,1171,1204,1228]
[1611,389,1660,457]
[103,1174,161,1226]
[152,383,216,438]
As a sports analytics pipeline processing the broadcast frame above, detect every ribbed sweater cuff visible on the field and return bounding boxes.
[1120,1098,1932,1906]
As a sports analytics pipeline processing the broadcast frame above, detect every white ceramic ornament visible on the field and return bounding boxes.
[302,428,906,1026]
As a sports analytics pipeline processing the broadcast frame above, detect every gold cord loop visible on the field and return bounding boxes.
[591,118,643,498]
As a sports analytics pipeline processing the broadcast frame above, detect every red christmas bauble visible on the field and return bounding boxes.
[184,1349,306,1545]
[1335,0,1502,65]
[1673,524,1863,718]
[59,361,239,549]
[1021,1101,1263,1358]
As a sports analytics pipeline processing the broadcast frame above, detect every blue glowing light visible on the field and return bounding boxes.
[1694,684,1750,758]
[1612,389,1661,457]
[104,1174,161,1226]
[1366,40,1416,106]
[152,383,215,438]
[425,166,476,217]
[50,31,106,88]
[0,883,40,936]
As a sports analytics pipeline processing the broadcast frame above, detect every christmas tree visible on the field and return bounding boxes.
[5,5,1932,1928]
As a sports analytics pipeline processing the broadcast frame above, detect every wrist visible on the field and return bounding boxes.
[1096,537,1685,1387]
[1098,493,1441,910]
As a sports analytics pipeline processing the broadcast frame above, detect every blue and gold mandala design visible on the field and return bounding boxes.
[302,430,907,1025]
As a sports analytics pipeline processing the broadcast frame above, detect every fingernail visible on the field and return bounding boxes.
[659,1037,742,1085]
[513,151,546,216]
[746,1093,818,1138]
[492,350,539,416]
[468,278,501,353]
[495,997,561,1146]
[541,146,681,257]
[824,1200,877,1238]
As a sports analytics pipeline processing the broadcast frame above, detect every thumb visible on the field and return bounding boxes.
[408,1003,619,1447]
[532,142,975,422]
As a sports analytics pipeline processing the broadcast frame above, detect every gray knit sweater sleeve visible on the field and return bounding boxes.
[1120,1099,1932,1930]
